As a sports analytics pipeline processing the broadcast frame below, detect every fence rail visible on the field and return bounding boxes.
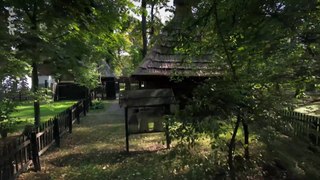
[3,91,33,102]
[280,110,320,146]
[0,98,90,180]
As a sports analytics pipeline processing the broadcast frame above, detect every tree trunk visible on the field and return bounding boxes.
[242,118,249,160]
[141,0,148,58]
[30,0,40,127]
[150,2,155,38]
[32,61,40,127]
[228,111,241,180]
[0,81,3,100]
[12,78,18,93]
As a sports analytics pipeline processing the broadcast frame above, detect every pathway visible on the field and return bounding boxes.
[18,100,168,180]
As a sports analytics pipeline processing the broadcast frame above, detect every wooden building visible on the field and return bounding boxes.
[132,0,220,106]
[99,61,117,100]
[54,82,89,101]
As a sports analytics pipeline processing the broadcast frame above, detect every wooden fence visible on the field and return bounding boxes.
[4,91,33,102]
[280,110,320,146]
[0,98,90,180]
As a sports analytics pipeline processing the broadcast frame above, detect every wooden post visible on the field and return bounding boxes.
[83,100,87,116]
[125,107,129,152]
[3,143,14,180]
[164,105,171,149]
[19,91,22,101]
[307,116,310,139]
[102,86,105,99]
[68,109,72,133]
[30,131,41,171]
[53,117,60,147]
[76,104,80,124]
[88,94,92,111]
[165,123,171,149]
[86,97,90,113]
[316,118,319,145]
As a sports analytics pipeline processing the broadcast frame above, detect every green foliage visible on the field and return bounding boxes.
[0,99,15,120]
[165,0,320,178]
[90,99,105,110]
[0,98,16,137]
[0,0,133,88]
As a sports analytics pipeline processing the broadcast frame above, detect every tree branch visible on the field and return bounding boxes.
[213,0,237,81]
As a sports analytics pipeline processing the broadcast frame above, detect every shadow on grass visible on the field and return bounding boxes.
[46,146,217,180]
[19,101,220,179]
[246,121,320,179]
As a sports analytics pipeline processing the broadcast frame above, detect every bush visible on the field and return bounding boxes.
[90,99,104,110]
[0,98,16,138]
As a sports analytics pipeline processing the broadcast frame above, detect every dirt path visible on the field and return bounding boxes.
[18,100,167,180]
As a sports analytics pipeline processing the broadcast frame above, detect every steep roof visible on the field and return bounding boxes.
[132,33,219,77]
[132,1,220,78]
[99,61,115,78]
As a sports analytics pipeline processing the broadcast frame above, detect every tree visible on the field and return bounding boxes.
[168,0,320,178]
[132,0,171,58]
[1,0,131,126]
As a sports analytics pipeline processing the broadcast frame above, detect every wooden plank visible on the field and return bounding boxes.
[13,160,32,179]
[30,131,41,171]
[12,140,30,156]
[316,118,319,145]
[38,140,55,156]
[13,143,19,174]
[121,89,176,107]
[125,107,129,152]
[18,138,23,171]
[59,129,67,137]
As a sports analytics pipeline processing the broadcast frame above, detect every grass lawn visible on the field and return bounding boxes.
[10,101,76,133]
[294,101,320,116]
[19,100,211,180]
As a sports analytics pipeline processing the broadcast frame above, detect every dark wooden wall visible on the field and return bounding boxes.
[133,76,208,107]
[54,82,89,101]
[104,77,116,100]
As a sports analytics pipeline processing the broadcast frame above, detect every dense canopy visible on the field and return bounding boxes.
[1,0,320,179]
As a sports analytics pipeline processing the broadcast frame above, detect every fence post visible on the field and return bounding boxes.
[68,109,72,133]
[125,107,129,152]
[83,100,87,116]
[3,143,14,180]
[30,131,41,171]
[89,95,92,109]
[87,97,91,112]
[165,105,171,149]
[76,103,80,124]
[316,118,319,145]
[53,117,60,147]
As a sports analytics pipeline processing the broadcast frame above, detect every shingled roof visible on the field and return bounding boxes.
[99,61,115,78]
[133,0,220,78]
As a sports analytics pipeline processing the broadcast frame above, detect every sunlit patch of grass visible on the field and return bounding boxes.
[13,101,76,121]
[295,102,320,116]
[10,101,76,133]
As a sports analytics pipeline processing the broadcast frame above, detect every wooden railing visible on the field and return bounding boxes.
[280,110,320,145]
[0,98,90,180]
[4,91,33,102]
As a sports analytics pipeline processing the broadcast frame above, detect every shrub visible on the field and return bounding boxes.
[0,98,16,138]
[90,99,104,110]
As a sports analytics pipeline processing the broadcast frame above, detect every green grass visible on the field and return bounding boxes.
[10,101,76,133]
[19,101,218,180]
[17,100,320,179]
[294,102,320,116]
